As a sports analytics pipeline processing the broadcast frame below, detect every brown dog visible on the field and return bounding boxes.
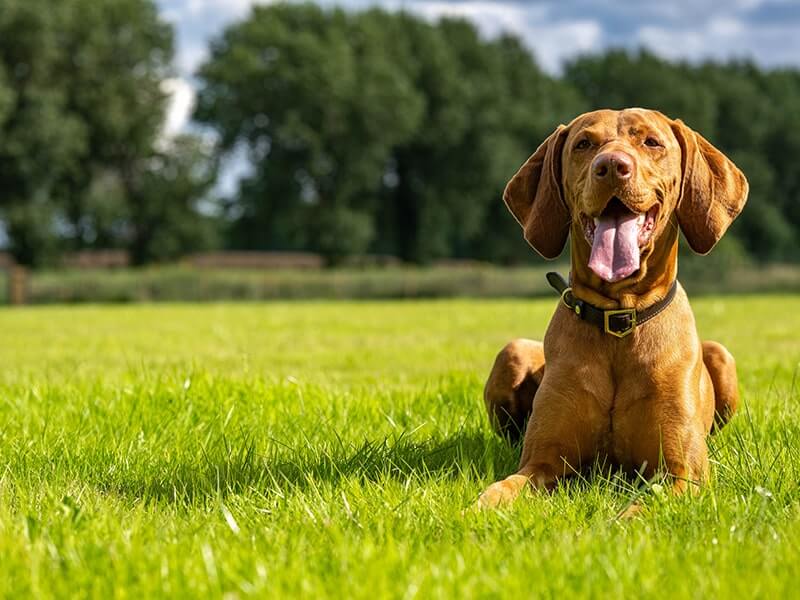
[478,108,748,509]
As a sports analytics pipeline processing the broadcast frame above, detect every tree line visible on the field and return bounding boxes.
[1,1,798,266]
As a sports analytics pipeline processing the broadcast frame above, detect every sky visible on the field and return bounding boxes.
[155,0,800,187]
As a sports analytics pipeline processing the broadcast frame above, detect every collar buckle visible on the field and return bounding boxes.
[604,309,636,338]
[560,287,585,317]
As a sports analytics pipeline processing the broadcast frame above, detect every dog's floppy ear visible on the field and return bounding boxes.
[670,119,749,255]
[503,125,571,259]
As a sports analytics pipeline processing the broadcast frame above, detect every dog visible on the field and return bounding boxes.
[477,108,748,509]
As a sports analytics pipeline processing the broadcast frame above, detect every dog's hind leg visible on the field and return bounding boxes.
[702,340,739,430]
[483,339,545,443]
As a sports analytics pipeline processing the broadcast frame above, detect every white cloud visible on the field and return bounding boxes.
[708,16,745,37]
[406,1,601,73]
[185,0,262,19]
[161,77,197,139]
[636,19,800,66]
[523,20,603,73]
[412,1,537,38]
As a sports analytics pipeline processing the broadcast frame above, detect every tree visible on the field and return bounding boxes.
[378,28,583,263]
[195,6,584,264]
[565,50,718,135]
[761,69,800,253]
[124,135,220,264]
[0,1,88,264]
[195,4,424,263]
[0,0,185,265]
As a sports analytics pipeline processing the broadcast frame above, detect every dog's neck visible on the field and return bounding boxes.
[568,217,679,310]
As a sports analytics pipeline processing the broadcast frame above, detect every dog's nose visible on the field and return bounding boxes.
[592,151,634,182]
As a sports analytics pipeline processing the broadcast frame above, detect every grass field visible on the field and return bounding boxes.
[1,296,799,598]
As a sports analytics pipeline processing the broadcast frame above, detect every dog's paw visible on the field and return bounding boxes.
[473,474,530,510]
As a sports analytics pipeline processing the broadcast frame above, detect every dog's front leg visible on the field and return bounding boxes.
[475,376,610,509]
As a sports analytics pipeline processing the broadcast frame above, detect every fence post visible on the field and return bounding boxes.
[8,265,28,305]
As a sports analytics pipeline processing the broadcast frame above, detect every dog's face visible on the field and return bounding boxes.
[503,108,748,284]
[562,110,682,282]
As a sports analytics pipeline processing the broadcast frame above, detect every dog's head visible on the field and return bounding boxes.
[504,108,748,284]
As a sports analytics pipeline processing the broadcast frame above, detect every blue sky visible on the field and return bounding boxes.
[156,0,800,136]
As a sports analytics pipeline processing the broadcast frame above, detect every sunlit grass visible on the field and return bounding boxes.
[0,297,798,597]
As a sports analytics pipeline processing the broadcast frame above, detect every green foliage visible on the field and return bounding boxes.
[1,298,800,595]
[0,0,216,265]
[195,4,425,262]
[3,194,64,266]
[313,206,375,265]
[565,50,718,133]
[195,6,584,264]
[125,135,220,264]
[0,0,87,264]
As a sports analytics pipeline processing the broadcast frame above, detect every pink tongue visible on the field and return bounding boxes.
[588,213,640,282]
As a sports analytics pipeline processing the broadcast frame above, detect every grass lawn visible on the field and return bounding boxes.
[1,296,799,598]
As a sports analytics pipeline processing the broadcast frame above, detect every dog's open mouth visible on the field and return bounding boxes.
[581,197,658,283]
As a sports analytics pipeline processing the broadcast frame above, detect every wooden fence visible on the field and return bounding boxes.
[0,253,27,305]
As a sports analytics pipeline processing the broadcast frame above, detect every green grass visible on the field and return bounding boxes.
[0,297,799,598]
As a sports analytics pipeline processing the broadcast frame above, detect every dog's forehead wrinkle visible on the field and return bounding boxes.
[572,109,670,144]
[576,125,612,142]
[621,109,671,140]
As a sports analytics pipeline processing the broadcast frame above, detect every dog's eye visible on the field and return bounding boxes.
[575,139,591,150]
[644,137,662,148]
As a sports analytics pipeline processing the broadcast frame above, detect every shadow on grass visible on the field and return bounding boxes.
[104,429,523,505]
[93,402,798,507]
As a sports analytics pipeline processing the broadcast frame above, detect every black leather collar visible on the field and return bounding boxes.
[546,272,678,338]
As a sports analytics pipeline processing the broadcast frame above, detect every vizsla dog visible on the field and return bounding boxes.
[478,108,748,509]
